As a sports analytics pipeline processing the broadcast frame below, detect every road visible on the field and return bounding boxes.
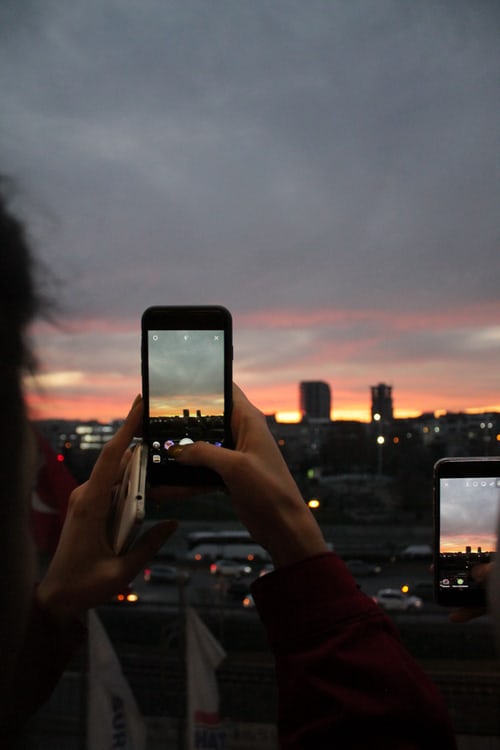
[100,556,497,661]
[127,558,444,614]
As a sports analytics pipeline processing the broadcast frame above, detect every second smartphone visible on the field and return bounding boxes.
[141,305,233,485]
[434,457,500,608]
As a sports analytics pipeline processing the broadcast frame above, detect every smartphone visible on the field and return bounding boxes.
[141,305,233,486]
[109,441,147,554]
[434,457,500,607]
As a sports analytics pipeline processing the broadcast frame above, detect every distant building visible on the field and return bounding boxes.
[371,383,393,424]
[300,381,332,423]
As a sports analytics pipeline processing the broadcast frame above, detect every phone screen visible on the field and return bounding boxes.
[148,328,227,451]
[142,306,232,485]
[436,460,500,606]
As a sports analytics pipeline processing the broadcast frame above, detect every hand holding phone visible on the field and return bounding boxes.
[109,441,147,554]
[161,384,329,568]
[434,457,500,608]
[141,306,233,486]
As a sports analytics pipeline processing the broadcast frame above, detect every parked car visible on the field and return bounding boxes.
[210,559,252,577]
[144,564,189,584]
[346,559,382,576]
[373,588,423,612]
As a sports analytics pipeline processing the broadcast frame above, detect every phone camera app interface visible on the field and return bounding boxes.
[148,330,225,464]
[439,476,499,593]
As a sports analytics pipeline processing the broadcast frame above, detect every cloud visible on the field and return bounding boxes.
[3,0,499,418]
[25,297,500,419]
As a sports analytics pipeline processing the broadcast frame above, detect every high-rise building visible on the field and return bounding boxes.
[370,383,393,424]
[300,381,332,422]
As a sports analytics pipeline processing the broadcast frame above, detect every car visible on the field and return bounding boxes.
[346,559,382,576]
[112,585,139,605]
[186,544,220,563]
[221,543,270,562]
[402,580,434,601]
[210,559,252,577]
[372,588,423,612]
[258,563,275,577]
[228,574,256,597]
[144,564,189,584]
[399,544,432,560]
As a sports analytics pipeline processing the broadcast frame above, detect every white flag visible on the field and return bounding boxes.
[87,609,147,750]
[186,606,227,750]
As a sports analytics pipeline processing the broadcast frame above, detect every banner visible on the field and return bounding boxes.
[186,606,227,750]
[87,609,147,750]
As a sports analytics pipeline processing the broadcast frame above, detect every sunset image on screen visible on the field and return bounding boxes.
[148,330,224,419]
[440,479,500,555]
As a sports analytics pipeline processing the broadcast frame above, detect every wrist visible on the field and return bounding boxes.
[266,510,328,568]
[35,580,84,627]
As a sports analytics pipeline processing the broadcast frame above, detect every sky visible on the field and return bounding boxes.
[2,0,499,422]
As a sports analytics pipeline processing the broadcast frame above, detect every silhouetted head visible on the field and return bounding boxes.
[0,179,45,699]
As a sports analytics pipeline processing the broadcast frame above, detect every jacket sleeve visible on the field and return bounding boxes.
[251,552,457,750]
[3,590,86,736]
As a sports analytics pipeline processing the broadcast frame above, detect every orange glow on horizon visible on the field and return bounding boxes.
[440,534,497,554]
[25,381,500,426]
[26,392,137,423]
[275,411,301,423]
[24,302,500,423]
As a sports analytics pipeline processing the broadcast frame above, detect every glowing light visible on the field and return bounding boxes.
[308,498,320,510]
[275,411,301,423]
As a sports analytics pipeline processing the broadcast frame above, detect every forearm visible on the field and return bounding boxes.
[252,553,456,750]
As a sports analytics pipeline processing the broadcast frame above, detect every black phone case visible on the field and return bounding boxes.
[433,457,499,608]
[141,306,233,486]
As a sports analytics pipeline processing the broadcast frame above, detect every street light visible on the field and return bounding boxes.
[376,435,385,476]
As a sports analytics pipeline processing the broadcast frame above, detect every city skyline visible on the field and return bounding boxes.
[26,360,500,425]
[4,2,499,423]
[439,538,497,556]
[149,399,224,419]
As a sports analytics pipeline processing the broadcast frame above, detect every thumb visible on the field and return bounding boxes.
[122,519,178,574]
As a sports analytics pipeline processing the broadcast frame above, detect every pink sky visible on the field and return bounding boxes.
[7,0,498,427]
[25,301,500,423]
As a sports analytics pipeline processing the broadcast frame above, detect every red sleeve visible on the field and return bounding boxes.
[251,552,456,750]
[4,591,86,736]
